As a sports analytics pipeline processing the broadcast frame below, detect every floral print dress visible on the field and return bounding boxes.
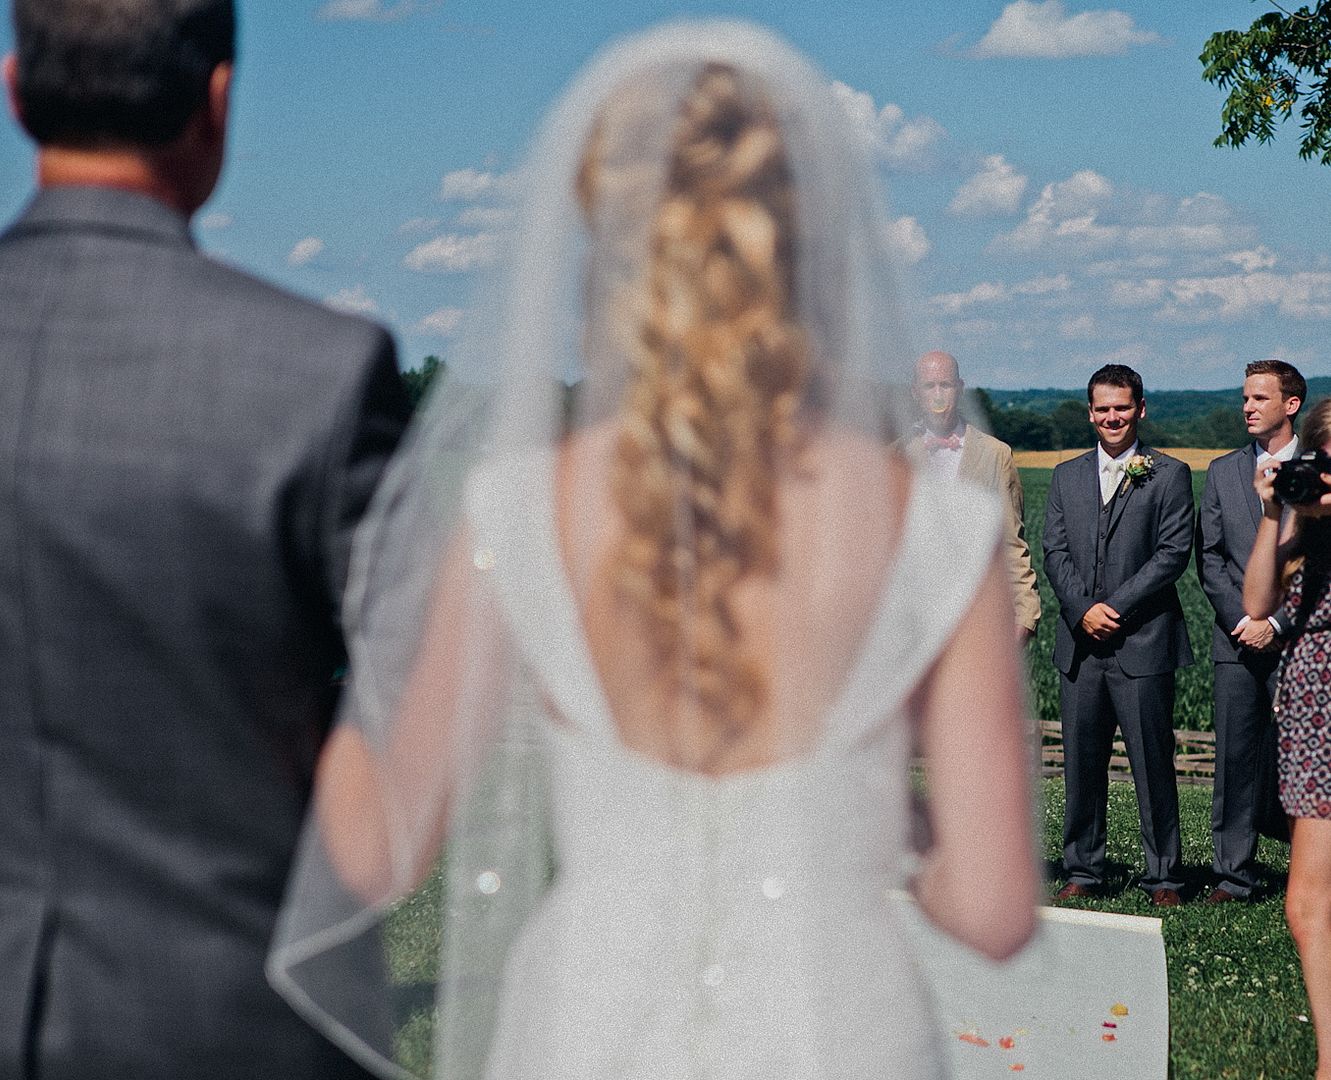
[1276,558,1331,819]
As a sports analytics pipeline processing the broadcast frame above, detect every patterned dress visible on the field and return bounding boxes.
[1276,557,1331,819]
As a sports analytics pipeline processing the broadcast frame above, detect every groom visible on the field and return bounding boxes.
[0,1,409,1077]
[1043,365,1193,906]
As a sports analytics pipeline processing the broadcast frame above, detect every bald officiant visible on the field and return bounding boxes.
[904,351,1041,642]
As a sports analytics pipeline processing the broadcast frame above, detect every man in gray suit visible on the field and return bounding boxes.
[0,2,410,1077]
[1197,359,1304,902]
[1044,364,1193,906]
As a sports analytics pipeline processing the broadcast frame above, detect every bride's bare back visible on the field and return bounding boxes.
[556,423,909,775]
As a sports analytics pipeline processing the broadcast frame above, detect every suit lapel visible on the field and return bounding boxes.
[1237,443,1261,530]
[1072,450,1100,558]
[1105,445,1148,540]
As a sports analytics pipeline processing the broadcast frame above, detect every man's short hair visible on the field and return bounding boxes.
[1246,358,1307,413]
[1087,363,1143,406]
[12,0,235,148]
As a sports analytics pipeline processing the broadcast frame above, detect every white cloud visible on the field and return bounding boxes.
[1109,278,1167,306]
[1060,314,1097,338]
[287,236,325,266]
[831,82,945,171]
[1225,246,1278,273]
[439,168,516,201]
[948,155,1028,216]
[324,285,379,315]
[929,272,1068,313]
[992,172,1251,259]
[973,0,1161,59]
[1161,271,1331,321]
[398,216,442,235]
[415,306,466,337]
[883,215,930,265]
[317,0,426,21]
[403,232,499,272]
[199,212,232,230]
[931,281,1008,314]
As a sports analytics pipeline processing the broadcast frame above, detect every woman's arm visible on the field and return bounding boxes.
[912,552,1039,961]
[1244,462,1301,621]
[317,529,510,903]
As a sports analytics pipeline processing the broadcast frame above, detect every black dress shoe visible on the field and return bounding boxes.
[1150,888,1182,907]
[1054,881,1099,901]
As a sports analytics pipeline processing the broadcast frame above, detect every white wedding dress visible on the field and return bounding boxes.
[465,449,1004,1080]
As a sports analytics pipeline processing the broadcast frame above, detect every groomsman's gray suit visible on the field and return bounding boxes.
[1198,443,1289,897]
[0,187,410,1079]
[1043,447,1193,892]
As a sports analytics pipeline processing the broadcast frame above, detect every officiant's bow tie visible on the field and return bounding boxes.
[923,433,962,453]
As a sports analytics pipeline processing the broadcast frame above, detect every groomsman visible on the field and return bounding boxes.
[907,351,1041,642]
[1044,365,1193,906]
[1197,359,1304,902]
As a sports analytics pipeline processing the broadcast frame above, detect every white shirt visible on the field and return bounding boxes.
[1097,440,1140,505]
[920,421,966,482]
[1256,434,1299,468]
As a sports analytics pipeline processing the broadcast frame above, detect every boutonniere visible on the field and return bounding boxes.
[1120,453,1155,495]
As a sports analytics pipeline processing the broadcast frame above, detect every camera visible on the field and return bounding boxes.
[1273,448,1331,506]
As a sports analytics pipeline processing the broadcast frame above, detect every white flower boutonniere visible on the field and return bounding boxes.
[1120,453,1155,495]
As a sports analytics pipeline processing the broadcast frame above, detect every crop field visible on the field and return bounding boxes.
[1020,466,1216,732]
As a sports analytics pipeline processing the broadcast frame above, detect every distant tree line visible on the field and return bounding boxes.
[401,359,1258,450]
[401,355,444,408]
[969,390,1250,451]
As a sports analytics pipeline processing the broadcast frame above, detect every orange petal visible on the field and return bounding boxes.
[998,1036,1015,1050]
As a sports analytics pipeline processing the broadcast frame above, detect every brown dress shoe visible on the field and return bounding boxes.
[1150,888,1182,907]
[1203,887,1240,904]
[1054,881,1098,901]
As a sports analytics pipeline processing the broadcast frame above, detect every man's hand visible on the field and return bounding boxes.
[1080,602,1122,641]
[1235,617,1278,652]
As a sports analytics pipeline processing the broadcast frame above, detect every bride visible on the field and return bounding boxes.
[270,21,1038,1080]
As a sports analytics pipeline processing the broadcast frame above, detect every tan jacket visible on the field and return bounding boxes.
[903,424,1041,633]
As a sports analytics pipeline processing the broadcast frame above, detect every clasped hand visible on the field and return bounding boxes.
[1233,617,1277,652]
[1080,602,1121,641]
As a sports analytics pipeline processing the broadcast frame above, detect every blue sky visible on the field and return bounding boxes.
[2,0,1328,391]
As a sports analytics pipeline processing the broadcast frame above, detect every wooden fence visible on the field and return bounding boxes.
[1040,721,1216,786]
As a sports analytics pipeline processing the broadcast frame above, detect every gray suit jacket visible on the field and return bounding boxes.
[0,188,409,1080]
[1042,446,1194,676]
[1197,443,1272,662]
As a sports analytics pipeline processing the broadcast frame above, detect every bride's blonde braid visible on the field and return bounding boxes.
[608,63,811,743]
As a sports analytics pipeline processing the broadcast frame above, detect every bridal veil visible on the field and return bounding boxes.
[269,20,1027,1079]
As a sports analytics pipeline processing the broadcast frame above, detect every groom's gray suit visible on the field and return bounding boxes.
[1197,443,1288,897]
[1043,446,1193,892]
[0,187,409,1079]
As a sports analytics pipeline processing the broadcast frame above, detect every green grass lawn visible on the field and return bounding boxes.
[1039,777,1308,1078]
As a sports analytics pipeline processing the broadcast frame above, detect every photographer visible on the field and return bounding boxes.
[1246,396,1331,1079]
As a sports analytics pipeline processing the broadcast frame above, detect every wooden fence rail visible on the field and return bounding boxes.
[1040,720,1216,786]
